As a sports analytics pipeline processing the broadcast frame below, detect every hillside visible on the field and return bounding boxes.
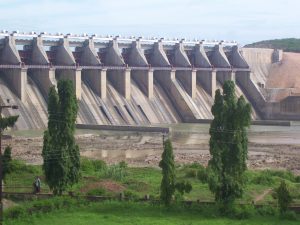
[245,38,300,53]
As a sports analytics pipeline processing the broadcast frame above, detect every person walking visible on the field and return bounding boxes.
[33,176,41,194]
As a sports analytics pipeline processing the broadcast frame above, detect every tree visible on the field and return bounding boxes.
[159,139,175,206]
[2,146,12,180]
[159,138,192,206]
[0,114,18,180]
[208,81,251,209]
[42,80,80,195]
[276,180,292,214]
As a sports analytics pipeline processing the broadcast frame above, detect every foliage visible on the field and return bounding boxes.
[175,181,192,195]
[0,112,18,182]
[103,164,127,181]
[197,166,208,183]
[159,139,176,206]
[185,168,197,178]
[280,211,297,221]
[5,197,85,219]
[0,115,19,131]
[123,190,140,200]
[208,81,251,208]
[42,80,80,195]
[2,145,12,179]
[81,158,107,174]
[245,38,300,53]
[8,159,39,175]
[86,187,108,196]
[275,180,292,214]
[5,201,300,225]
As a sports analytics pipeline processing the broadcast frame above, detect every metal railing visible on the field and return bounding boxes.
[0,64,251,72]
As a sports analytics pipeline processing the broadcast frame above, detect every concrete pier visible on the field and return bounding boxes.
[127,40,153,98]
[29,37,56,97]
[104,39,131,99]
[194,43,216,97]
[54,37,81,99]
[209,44,234,85]
[228,46,249,68]
[173,42,196,98]
[80,39,107,98]
[0,36,27,101]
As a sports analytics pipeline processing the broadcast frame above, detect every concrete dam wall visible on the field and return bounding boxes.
[0,32,298,129]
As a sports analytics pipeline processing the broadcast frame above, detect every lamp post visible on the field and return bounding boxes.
[0,99,18,225]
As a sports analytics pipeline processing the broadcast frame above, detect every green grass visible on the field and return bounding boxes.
[5,161,300,224]
[5,160,300,204]
[5,201,300,225]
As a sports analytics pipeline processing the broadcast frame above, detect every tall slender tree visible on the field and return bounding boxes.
[42,80,80,195]
[208,81,251,209]
[2,146,12,180]
[159,139,175,206]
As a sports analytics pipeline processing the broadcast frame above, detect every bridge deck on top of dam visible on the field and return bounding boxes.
[0,31,297,130]
[0,64,251,72]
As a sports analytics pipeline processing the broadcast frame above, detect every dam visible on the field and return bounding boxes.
[0,31,299,129]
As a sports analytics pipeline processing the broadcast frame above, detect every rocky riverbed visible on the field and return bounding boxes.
[5,124,300,174]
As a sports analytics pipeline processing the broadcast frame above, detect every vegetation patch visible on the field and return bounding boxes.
[245,38,300,52]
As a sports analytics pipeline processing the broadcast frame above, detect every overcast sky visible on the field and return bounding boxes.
[0,0,299,45]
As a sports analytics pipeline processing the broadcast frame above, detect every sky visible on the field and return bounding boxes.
[0,0,299,45]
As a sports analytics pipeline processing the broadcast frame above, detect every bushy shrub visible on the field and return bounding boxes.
[230,205,255,219]
[295,176,300,183]
[250,172,275,185]
[124,180,149,192]
[123,190,140,200]
[280,210,297,220]
[118,161,128,169]
[5,206,26,219]
[197,167,208,183]
[81,158,107,174]
[185,169,197,178]
[86,187,107,196]
[257,205,277,216]
[175,181,192,195]
[10,160,39,174]
[103,164,127,181]
[92,160,107,171]
[276,180,292,214]
[224,205,255,220]
[249,170,297,185]
[268,170,295,182]
[186,162,204,169]
[5,197,83,219]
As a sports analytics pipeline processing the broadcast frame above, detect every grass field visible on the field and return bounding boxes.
[4,159,300,224]
[5,201,300,225]
[5,159,300,204]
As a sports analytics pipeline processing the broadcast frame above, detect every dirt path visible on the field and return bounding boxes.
[254,188,272,203]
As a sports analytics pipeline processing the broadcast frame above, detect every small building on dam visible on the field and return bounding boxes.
[0,31,298,129]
